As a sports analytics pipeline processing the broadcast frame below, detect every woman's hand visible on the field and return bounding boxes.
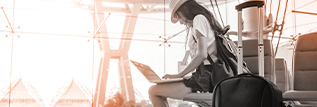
[162,74,182,79]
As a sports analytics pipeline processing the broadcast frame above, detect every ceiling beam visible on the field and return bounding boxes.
[82,0,236,13]
[100,0,170,4]
[100,0,234,4]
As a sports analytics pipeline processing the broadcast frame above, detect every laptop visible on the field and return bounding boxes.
[130,60,183,84]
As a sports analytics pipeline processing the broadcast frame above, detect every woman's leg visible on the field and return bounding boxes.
[148,81,192,107]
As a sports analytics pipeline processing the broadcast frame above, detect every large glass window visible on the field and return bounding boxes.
[0,0,316,106]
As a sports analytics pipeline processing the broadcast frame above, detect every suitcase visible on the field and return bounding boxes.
[212,1,284,107]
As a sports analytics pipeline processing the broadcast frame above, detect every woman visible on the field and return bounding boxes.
[148,0,224,106]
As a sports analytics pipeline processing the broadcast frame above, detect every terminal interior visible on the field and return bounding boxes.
[0,0,316,106]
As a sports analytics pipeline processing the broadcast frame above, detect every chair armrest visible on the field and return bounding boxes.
[183,93,213,101]
[183,93,213,107]
[283,91,317,101]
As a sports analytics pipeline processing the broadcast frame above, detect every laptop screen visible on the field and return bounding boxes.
[130,60,161,82]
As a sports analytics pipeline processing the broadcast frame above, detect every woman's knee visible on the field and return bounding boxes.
[148,85,158,95]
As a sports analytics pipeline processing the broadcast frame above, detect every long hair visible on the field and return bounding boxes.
[177,0,223,40]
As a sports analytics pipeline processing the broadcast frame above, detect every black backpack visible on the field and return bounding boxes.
[212,73,284,107]
[191,25,250,91]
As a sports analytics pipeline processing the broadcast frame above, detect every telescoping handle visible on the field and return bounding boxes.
[235,1,265,77]
[235,1,265,11]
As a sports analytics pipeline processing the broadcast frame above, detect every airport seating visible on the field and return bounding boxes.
[275,58,289,92]
[183,93,213,107]
[234,39,276,83]
[283,32,317,106]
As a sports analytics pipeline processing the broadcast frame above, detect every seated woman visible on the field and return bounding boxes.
[148,0,225,107]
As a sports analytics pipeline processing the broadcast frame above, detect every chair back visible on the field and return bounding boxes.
[275,58,289,92]
[235,39,276,83]
[293,32,317,90]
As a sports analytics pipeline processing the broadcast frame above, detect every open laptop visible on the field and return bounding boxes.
[130,60,183,84]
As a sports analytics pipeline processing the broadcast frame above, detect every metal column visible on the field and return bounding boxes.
[117,4,142,103]
[92,2,141,106]
[92,0,111,107]
[92,0,110,107]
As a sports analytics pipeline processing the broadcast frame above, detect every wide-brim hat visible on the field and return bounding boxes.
[169,0,188,23]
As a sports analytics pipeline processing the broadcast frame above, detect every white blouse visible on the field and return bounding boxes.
[188,14,218,65]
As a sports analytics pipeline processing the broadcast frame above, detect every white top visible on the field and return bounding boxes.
[188,14,218,65]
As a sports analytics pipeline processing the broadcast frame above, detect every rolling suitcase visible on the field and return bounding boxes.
[212,1,284,107]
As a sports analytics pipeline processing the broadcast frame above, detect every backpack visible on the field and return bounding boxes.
[211,26,252,88]
[212,73,284,107]
[214,25,250,76]
[192,25,250,90]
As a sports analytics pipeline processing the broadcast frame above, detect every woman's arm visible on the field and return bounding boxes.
[178,31,208,77]
[162,31,208,79]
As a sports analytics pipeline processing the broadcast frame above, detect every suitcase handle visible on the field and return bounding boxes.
[238,73,258,77]
[235,1,265,77]
[235,1,264,11]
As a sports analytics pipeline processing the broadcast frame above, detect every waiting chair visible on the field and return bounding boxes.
[275,58,290,92]
[283,32,317,106]
[183,93,213,106]
[234,39,276,83]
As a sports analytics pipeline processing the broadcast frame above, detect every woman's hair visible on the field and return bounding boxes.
[177,0,223,35]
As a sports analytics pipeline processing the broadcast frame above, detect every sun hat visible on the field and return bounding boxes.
[169,0,189,23]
